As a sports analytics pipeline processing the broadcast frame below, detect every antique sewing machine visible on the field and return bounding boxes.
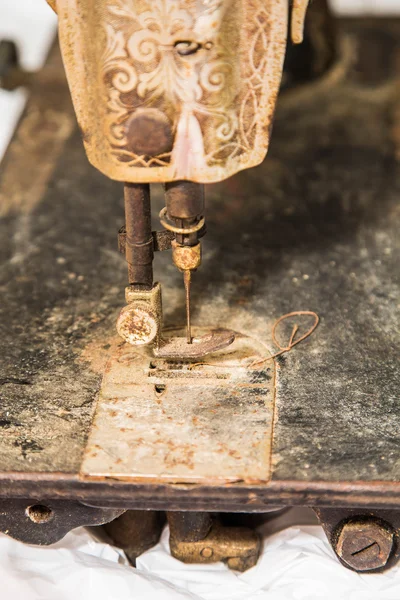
[0,0,399,575]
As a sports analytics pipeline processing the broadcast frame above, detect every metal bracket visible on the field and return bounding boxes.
[118,226,173,255]
[169,516,261,572]
[118,225,206,255]
[0,499,124,545]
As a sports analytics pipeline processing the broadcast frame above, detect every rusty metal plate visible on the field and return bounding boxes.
[81,329,275,484]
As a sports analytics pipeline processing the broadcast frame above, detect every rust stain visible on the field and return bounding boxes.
[81,330,276,483]
[165,444,195,470]
[79,334,123,374]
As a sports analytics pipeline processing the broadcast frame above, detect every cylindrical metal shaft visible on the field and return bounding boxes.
[124,183,153,289]
[165,181,205,220]
[165,181,205,246]
[164,181,205,343]
[167,511,213,543]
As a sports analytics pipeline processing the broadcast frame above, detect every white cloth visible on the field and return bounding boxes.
[0,0,57,162]
[1,521,400,600]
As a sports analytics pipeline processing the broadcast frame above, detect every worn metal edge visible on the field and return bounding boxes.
[1,473,400,509]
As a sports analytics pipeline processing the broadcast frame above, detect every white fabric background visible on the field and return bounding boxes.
[1,1,400,598]
[2,518,400,600]
[0,0,57,161]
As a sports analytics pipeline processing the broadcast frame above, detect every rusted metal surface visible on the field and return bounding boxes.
[155,329,235,359]
[0,499,123,545]
[162,181,206,343]
[4,476,400,511]
[314,508,400,573]
[119,227,175,254]
[123,177,206,346]
[167,510,261,571]
[159,208,205,236]
[124,183,153,288]
[165,181,205,221]
[103,510,165,565]
[117,305,158,346]
[152,230,175,252]
[117,283,163,346]
[169,519,261,572]
[172,242,201,272]
[335,518,394,572]
[0,20,399,510]
[81,330,275,483]
[168,511,212,543]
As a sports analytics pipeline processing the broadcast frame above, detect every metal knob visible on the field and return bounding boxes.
[125,108,173,156]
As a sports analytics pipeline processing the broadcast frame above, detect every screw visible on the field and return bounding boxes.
[335,518,394,572]
[200,547,213,559]
[116,303,158,346]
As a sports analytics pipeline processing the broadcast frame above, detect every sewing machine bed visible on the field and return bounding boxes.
[0,18,399,512]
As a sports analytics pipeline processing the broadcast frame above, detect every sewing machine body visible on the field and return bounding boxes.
[55,0,289,183]
[0,9,399,573]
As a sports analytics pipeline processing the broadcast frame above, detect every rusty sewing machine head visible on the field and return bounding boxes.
[47,0,310,359]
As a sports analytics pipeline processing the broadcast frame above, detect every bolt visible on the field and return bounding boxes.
[335,518,394,572]
[200,547,213,559]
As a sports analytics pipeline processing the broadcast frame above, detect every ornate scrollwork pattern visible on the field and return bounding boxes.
[56,0,287,182]
[101,0,280,177]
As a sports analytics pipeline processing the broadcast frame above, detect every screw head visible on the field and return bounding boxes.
[200,547,214,559]
[335,518,394,572]
[117,303,158,346]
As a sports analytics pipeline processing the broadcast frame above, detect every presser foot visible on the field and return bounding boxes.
[154,329,235,359]
[116,283,235,358]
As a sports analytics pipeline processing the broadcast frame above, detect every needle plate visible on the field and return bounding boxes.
[81,329,276,484]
